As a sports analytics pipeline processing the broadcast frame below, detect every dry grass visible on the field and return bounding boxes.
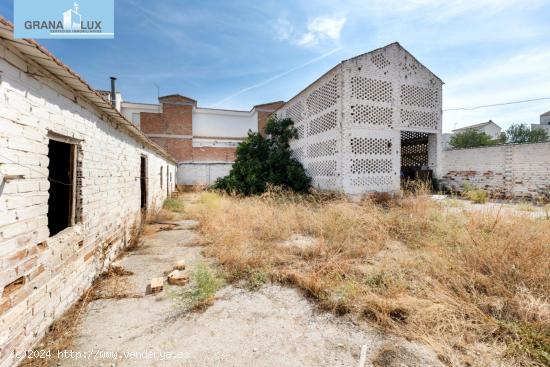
[176,189,550,366]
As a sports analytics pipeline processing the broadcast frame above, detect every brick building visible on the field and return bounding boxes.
[0,19,176,367]
[115,95,284,186]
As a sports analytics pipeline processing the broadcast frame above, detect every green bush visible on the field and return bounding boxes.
[504,124,549,144]
[213,117,311,195]
[449,129,497,149]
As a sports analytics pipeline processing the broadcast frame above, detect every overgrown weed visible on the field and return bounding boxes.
[174,188,549,366]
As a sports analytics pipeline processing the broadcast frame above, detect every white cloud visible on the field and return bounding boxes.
[213,47,342,107]
[275,15,347,47]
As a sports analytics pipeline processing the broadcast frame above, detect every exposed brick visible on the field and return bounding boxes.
[0,38,177,360]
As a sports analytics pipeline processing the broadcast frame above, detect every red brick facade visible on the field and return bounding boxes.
[255,101,285,136]
[140,95,283,163]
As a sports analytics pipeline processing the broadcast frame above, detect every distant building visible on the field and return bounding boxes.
[531,111,550,133]
[452,120,502,139]
[99,90,284,186]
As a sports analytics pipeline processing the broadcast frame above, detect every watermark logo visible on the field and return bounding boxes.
[14,0,114,39]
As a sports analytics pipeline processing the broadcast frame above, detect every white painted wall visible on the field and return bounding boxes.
[481,124,502,139]
[192,108,257,138]
[531,123,550,134]
[120,101,159,128]
[0,41,175,367]
[177,163,232,186]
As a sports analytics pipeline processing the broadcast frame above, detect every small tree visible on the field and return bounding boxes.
[449,129,496,149]
[213,117,311,195]
[504,123,549,144]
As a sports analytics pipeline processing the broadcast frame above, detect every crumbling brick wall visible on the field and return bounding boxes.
[441,143,550,199]
[0,41,176,367]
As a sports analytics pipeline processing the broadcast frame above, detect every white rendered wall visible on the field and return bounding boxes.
[192,108,257,138]
[177,163,232,186]
[120,102,159,128]
[0,43,175,367]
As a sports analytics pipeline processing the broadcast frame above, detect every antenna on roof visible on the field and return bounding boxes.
[153,83,160,100]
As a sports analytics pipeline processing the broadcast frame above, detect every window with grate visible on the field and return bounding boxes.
[400,85,437,108]
[350,137,392,155]
[350,105,392,127]
[350,77,392,103]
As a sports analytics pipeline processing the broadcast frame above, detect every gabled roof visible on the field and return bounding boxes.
[541,111,550,117]
[274,42,443,114]
[0,17,176,163]
[452,120,501,133]
[345,42,444,84]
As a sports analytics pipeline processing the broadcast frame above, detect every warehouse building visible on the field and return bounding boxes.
[276,42,443,195]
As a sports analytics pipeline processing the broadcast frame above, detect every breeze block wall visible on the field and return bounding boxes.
[441,143,550,199]
[276,43,443,195]
[0,40,176,367]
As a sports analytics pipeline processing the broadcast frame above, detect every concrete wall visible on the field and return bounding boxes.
[177,163,232,186]
[276,43,443,195]
[0,41,175,367]
[441,143,550,199]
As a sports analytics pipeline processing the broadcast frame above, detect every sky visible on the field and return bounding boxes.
[1,0,550,132]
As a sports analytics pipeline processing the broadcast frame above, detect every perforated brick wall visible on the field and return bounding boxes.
[276,43,443,195]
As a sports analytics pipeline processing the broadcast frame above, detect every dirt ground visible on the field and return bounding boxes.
[28,214,444,367]
[432,194,549,218]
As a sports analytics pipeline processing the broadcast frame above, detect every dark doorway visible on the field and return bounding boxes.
[400,131,432,182]
[166,166,170,196]
[140,156,147,209]
[47,139,74,236]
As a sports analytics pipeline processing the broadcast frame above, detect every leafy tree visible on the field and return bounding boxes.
[213,117,311,195]
[504,123,549,144]
[449,129,496,149]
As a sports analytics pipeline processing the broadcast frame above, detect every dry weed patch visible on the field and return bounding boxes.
[177,190,549,366]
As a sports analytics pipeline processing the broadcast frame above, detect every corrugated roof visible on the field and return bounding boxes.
[0,17,176,163]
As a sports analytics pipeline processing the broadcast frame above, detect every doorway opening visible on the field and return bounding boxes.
[400,131,432,185]
[140,156,147,209]
[47,139,76,236]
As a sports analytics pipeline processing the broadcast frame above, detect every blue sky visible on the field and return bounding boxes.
[2,0,550,132]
